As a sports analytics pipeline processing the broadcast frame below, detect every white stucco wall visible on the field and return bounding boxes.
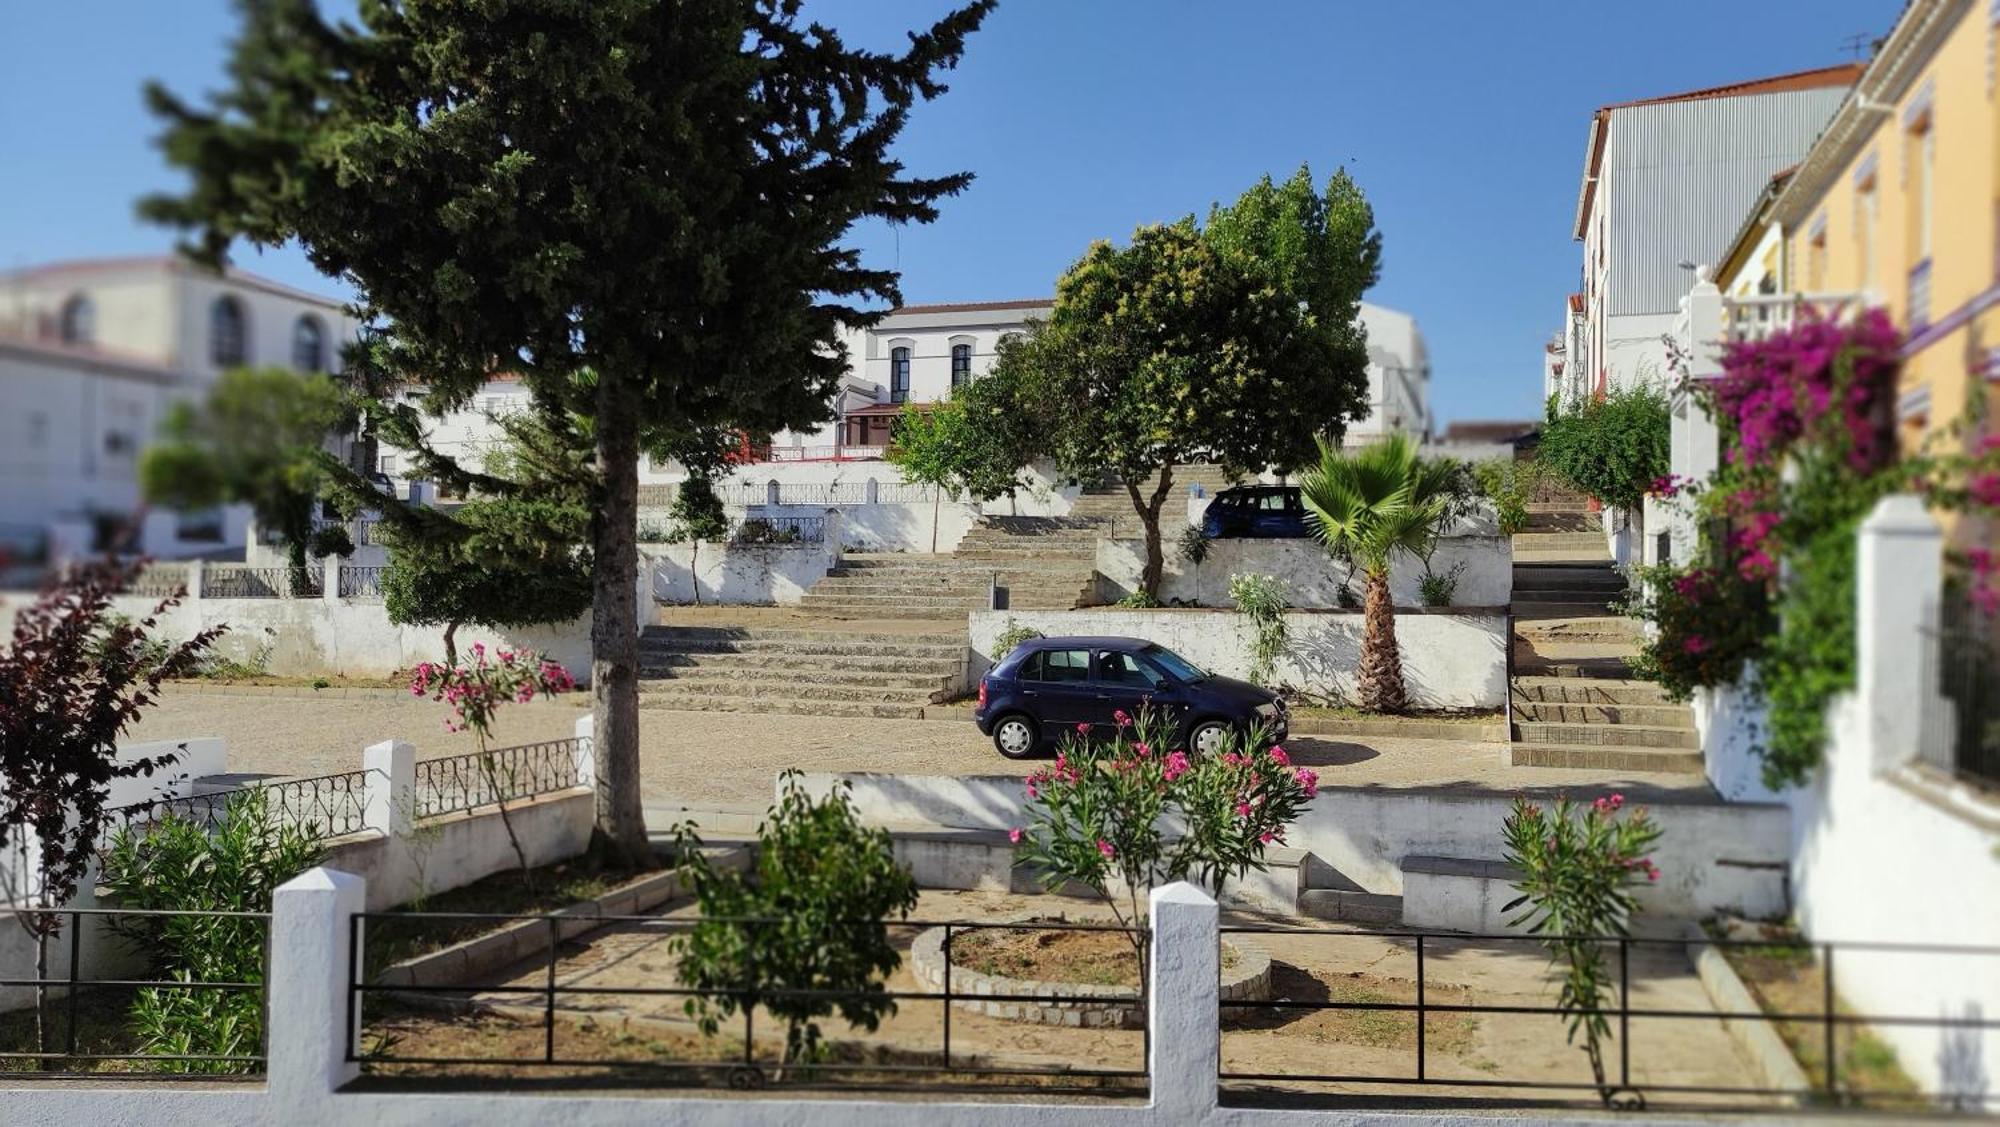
[968,607,1506,710]
[1095,529,1511,610]
[644,540,838,605]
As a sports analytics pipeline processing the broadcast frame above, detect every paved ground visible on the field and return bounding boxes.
[132,686,1714,815]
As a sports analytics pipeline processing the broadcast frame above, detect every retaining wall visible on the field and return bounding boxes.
[643,539,838,606]
[1095,525,1512,611]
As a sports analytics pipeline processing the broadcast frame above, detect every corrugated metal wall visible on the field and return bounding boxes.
[1606,87,1851,314]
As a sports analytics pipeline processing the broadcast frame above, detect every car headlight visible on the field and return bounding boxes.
[1256,702,1278,718]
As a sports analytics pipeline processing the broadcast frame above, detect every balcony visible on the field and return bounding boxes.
[1908,258,1932,333]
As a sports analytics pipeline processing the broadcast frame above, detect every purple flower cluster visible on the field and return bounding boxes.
[1713,309,1901,473]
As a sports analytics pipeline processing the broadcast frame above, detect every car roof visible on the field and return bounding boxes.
[1217,484,1296,494]
[1015,635,1157,651]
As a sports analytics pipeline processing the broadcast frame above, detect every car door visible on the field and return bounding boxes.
[1018,647,1097,731]
[1248,490,1292,538]
[1090,648,1173,732]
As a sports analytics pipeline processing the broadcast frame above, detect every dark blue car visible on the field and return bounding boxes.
[1201,485,1311,539]
[975,636,1288,759]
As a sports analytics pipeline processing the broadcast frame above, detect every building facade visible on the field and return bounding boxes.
[0,256,359,563]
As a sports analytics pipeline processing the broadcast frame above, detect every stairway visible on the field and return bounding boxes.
[1506,489,1702,774]
[637,625,966,719]
[797,515,1099,619]
[1064,465,1241,538]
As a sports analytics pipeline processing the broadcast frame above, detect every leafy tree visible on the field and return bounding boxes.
[670,773,918,1070]
[665,469,730,605]
[1538,386,1671,512]
[100,788,325,1073]
[143,0,993,860]
[0,559,222,1060]
[1298,434,1457,713]
[138,366,353,573]
[1004,221,1355,594]
[887,371,1040,550]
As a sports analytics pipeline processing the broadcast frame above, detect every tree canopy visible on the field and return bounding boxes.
[146,0,993,858]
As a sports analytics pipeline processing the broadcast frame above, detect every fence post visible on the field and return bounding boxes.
[322,556,341,605]
[1856,494,1941,773]
[1148,881,1219,1119]
[186,558,205,607]
[362,739,414,837]
[268,865,365,1112]
[572,715,597,790]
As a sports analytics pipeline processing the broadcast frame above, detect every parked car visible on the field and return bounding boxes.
[975,636,1288,759]
[1200,485,1311,539]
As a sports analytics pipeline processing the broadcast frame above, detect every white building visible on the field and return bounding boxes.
[0,255,359,564]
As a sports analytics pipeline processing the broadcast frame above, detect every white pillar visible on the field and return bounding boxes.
[361,739,414,837]
[268,866,365,1109]
[571,714,597,790]
[322,556,341,605]
[185,558,205,607]
[1148,881,1219,1119]
[1856,494,1942,773]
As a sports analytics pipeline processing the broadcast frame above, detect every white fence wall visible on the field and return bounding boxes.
[969,607,1507,710]
[1096,530,1512,610]
[644,540,838,606]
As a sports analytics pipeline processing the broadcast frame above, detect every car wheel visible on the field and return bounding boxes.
[992,713,1040,760]
[1188,719,1230,757]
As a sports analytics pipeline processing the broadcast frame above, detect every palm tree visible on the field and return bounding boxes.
[1299,434,1456,713]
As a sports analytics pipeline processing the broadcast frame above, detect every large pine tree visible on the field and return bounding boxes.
[143,0,992,859]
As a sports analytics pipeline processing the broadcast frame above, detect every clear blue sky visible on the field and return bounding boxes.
[0,0,1895,426]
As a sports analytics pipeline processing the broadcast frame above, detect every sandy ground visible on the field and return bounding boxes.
[129,686,1714,817]
[365,887,1768,1109]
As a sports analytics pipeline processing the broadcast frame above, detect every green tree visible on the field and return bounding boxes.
[144,0,993,860]
[1005,220,1357,594]
[1538,386,1671,512]
[887,370,1040,550]
[1298,434,1457,713]
[666,467,731,604]
[138,366,352,574]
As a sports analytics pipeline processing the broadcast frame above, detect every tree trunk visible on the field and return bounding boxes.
[589,375,650,864]
[1124,465,1176,598]
[1358,567,1407,713]
[689,541,701,606]
[442,621,459,668]
[930,490,940,554]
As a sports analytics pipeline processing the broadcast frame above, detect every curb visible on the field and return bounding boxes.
[1289,715,1508,743]
[1684,922,1811,1104]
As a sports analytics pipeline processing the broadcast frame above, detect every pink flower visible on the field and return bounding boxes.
[1008,828,1023,844]
[1610,793,1624,809]
[1163,751,1190,782]
[471,642,485,658]
[1113,709,1131,727]
[1294,767,1319,798]
[1025,781,1039,799]
[1258,831,1276,844]
[1268,745,1290,766]
[1235,802,1252,818]
[1075,722,1090,735]
[1096,839,1115,858]
[1133,741,1151,758]
[1683,635,1710,655]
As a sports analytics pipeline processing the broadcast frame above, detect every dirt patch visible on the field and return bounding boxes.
[364,853,665,975]
[1715,935,1920,1104]
[951,924,1141,987]
[1227,965,1479,1057]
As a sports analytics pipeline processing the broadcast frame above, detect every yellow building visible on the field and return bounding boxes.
[1771,0,1999,453]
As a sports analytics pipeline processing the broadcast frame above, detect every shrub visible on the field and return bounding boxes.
[733,517,802,545]
[100,788,325,1073]
[1177,524,1213,565]
[1539,386,1671,512]
[1227,573,1290,686]
[1622,561,1773,700]
[992,619,1043,659]
[671,773,918,1068]
[1416,561,1466,608]
[1501,794,1661,1106]
[1114,589,1163,609]
[1472,458,1540,535]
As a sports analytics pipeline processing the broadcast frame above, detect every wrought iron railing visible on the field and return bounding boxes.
[731,515,824,545]
[201,565,322,599]
[97,769,371,845]
[347,914,1146,1092]
[411,739,583,819]
[0,907,271,1078]
[1908,259,1934,333]
[126,564,191,599]
[1919,594,2000,791]
[338,565,387,599]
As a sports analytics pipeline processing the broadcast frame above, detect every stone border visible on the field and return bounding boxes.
[1683,922,1810,1104]
[1288,713,1508,743]
[909,918,1270,1030]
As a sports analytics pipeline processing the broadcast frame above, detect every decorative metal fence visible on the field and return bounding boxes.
[0,907,271,1078]
[1215,924,2000,1111]
[126,564,191,599]
[347,914,1147,1092]
[411,739,583,820]
[97,769,372,846]
[731,515,825,545]
[202,566,322,599]
[338,565,387,599]
[1919,594,2000,791]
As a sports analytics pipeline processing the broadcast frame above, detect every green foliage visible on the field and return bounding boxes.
[667,472,731,545]
[1178,524,1213,565]
[671,773,918,1066]
[99,788,326,1073]
[992,619,1044,659]
[1538,386,1670,511]
[1227,573,1290,686]
[1622,561,1774,702]
[1299,435,1457,578]
[887,375,1040,503]
[1472,458,1543,535]
[138,366,350,570]
[732,518,802,545]
[1416,561,1466,608]
[1113,590,1164,609]
[1501,795,1662,1103]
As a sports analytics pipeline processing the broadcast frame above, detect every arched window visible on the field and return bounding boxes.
[58,294,95,345]
[950,342,972,391]
[890,345,912,404]
[292,314,326,371]
[210,296,248,367]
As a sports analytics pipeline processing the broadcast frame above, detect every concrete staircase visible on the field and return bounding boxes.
[797,515,1099,619]
[637,625,966,719]
[1506,487,1702,775]
[1064,465,1241,537]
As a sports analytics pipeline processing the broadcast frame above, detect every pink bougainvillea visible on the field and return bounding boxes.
[1711,308,1901,473]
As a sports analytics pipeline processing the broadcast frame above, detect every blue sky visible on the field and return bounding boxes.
[1,0,1895,425]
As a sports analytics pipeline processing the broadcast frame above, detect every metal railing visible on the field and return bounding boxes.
[732,515,825,545]
[0,907,270,1078]
[99,769,374,844]
[126,563,191,599]
[201,565,322,600]
[1919,595,2000,791]
[1908,259,1933,333]
[412,739,583,820]
[338,565,387,599]
[347,914,1147,1092]
[1215,924,2000,1110]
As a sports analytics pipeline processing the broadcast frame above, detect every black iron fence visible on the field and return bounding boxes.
[347,913,1147,1093]
[732,515,825,545]
[201,565,323,599]
[0,907,270,1078]
[126,564,191,599]
[412,739,584,820]
[338,565,387,599]
[98,768,372,846]
[1920,595,2000,791]
[1216,924,2000,1111]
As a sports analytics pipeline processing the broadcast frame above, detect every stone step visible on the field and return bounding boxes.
[1510,676,1674,705]
[1526,501,1593,513]
[1511,532,1608,549]
[1297,889,1404,925]
[642,664,955,691]
[643,625,964,646]
[1510,700,1691,726]
[1513,566,1626,592]
[637,691,930,721]
[798,591,1074,610]
[950,549,1098,562]
[1514,616,1643,642]
[639,677,944,704]
[807,582,1086,601]
[787,602,984,620]
[641,651,962,676]
[640,636,966,658]
[1525,512,1597,532]
[1513,600,1623,619]
[1514,550,1615,565]
[1513,720,1697,749]
[1503,741,1704,775]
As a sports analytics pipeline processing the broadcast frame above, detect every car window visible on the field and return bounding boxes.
[1257,492,1287,511]
[1142,644,1208,682]
[1095,650,1165,688]
[1025,649,1090,683]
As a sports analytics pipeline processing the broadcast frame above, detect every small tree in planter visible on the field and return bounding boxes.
[1501,794,1662,1107]
[671,772,918,1073]
[1013,708,1319,993]
[409,646,576,886]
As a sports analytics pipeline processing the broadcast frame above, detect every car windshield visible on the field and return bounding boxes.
[1142,644,1208,683]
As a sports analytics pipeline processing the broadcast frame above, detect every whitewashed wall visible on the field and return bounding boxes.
[968,607,1506,710]
[1095,529,1511,610]
[644,540,837,605]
